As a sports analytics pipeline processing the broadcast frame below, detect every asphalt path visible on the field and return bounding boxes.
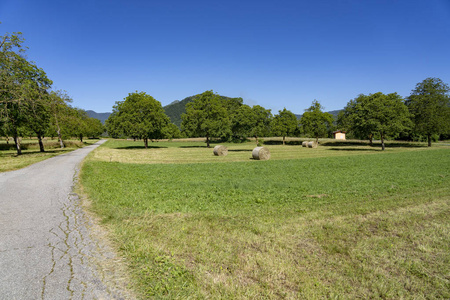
[0,140,127,300]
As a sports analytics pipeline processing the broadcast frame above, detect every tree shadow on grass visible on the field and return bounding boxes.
[115,145,168,149]
[228,149,252,152]
[321,141,427,148]
[263,140,303,146]
[327,148,380,152]
[0,149,69,158]
[178,146,208,148]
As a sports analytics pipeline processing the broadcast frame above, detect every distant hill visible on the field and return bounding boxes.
[294,109,342,121]
[163,96,196,127]
[86,110,111,124]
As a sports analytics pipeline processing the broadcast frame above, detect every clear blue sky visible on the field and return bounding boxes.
[1,0,449,114]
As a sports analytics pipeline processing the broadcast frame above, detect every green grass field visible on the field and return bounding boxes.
[80,139,450,299]
[0,138,98,172]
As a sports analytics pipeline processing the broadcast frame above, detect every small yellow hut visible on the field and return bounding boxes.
[333,130,346,140]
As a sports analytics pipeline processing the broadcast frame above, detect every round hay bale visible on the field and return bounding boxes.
[252,147,271,160]
[302,141,308,147]
[213,145,228,156]
[307,141,318,148]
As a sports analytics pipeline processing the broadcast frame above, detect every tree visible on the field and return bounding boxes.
[85,117,105,138]
[106,91,171,148]
[250,105,272,145]
[271,108,298,145]
[48,90,72,148]
[300,100,334,143]
[21,65,53,152]
[340,92,412,150]
[338,95,377,145]
[0,30,52,154]
[231,104,254,141]
[406,77,450,146]
[162,123,182,140]
[181,90,231,147]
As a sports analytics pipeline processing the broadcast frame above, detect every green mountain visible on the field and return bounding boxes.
[295,109,342,121]
[86,110,111,124]
[163,96,196,127]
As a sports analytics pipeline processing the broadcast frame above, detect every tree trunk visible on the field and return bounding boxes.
[144,138,148,148]
[369,134,373,146]
[381,133,385,151]
[282,136,285,145]
[315,136,319,143]
[427,133,432,147]
[206,135,210,148]
[255,135,259,145]
[6,136,9,144]
[79,134,83,142]
[37,133,45,152]
[13,135,22,155]
[55,113,64,148]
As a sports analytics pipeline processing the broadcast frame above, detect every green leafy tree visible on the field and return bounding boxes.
[48,90,72,148]
[271,108,298,145]
[181,90,231,147]
[21,66,53,152]
[106,91,171,148]
[340,92,412,150]
[0,30,53,154]
[162,123,182,140]
[406,77,450,146]
[338,96,378,145]
[231,104,254,141]
[250,105,272,145]
[300,100,334,143]
[85,117,105,138]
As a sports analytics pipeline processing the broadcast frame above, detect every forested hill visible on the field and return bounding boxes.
[295,109,342,120]
[86,110,111,124]
[163,96,196,127]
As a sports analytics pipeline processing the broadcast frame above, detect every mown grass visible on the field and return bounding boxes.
[0,139,99,172]
[80,139,450,299]
[90,138,432,165]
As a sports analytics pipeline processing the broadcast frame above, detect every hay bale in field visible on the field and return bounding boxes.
[302,141,308,147]
[213,145,228,156]
[252,147,271,160]
[307,141,318,148]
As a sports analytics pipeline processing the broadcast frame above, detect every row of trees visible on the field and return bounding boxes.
[106,90,335,148]
[338,78,450,149]
[181,91,335,147]
[107,78,449,150]
[0,29,104,155]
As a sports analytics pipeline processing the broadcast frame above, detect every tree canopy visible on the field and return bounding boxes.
[300,100,334,142]
[271,108,298,145]
[250,105,272,145]
[106,91,171,148]
[406,77,450,146]
[181,90,231,147]
[339,92,412,150]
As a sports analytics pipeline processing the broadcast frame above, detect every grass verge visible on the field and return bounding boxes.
[0,139,99,172]
[80,140,450,298]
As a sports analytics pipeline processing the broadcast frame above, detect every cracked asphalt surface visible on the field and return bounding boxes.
[0,140,127,299]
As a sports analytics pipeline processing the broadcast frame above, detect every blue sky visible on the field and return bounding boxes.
[1,0,449,114]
